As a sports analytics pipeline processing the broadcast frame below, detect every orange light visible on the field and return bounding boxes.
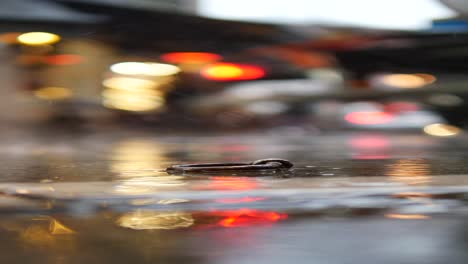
[345,111,394,125]
[217,209,287,227]
[0,32,21,44]
[45,54,84,65]
[385,214,430,220]
[161,52,222,64]
[201,63,266,81]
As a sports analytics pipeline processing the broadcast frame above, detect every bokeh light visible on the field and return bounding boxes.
[423,123,461,137]
[102,77,158,90]
[344,111,394,125]
[110,62,180,76]
[380,73,436,88]
[17,32,61,46]
[201,63,265,81]
[161,52,222,64]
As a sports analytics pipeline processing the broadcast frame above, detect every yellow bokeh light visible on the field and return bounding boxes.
[381,73,436,88]
[103,97,164,112]
[110,62,180,76]
[423,123,461,137]
[203,64,243,79]
[34,87,73,100]
[17,32,61,46]
[117,210,194,230]
[102,77,158,90]
[102,88,163,100]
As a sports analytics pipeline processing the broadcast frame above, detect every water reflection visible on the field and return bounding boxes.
[117,210,194,230]
[385,213,430,220]
[193,176,259,191]
[385,159,431,185]
[110,139,168,178]
[349,134,391,160]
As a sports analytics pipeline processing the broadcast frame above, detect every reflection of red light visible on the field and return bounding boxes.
[45,54,84,65]
[384,102,419,114]
[161,52,222,64]
[350,135,390,149]
[217,209,287,227]
[201,63,266,81]
[195,177,258,191]
[352,154,390,160]
[344,111,394,125]
[216,197,265,204]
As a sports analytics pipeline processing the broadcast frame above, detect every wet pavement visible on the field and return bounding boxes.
[1,130,468,263]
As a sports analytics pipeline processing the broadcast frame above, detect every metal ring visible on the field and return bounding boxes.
[166,158,293,174]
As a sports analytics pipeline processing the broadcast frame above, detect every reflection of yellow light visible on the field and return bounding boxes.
[381,73,436,88]
[17,32,61,46]
[423,123,461,137]
[110,139,167,179]
[385,214,430,220]
[115,176,186,194]
[110,62,180,76]
[117,210,194,230]
[49,219,75,235]
[102,77,158,90]
[386,159,430,185]
[34,87,73,100]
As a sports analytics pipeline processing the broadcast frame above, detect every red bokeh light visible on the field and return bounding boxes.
[344,111,394,125]
[161,52,222,64]
[349,135,390,149]
[201,63,266,81]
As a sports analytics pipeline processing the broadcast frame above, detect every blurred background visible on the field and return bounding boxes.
[2,0,468,135]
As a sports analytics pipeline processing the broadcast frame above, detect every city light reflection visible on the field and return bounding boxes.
[17,32,61,46]
[110,139,167,179]
[214,209,288,228]
[49,219,76,235]
[117,210,194,230]
[386,159,431,185]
